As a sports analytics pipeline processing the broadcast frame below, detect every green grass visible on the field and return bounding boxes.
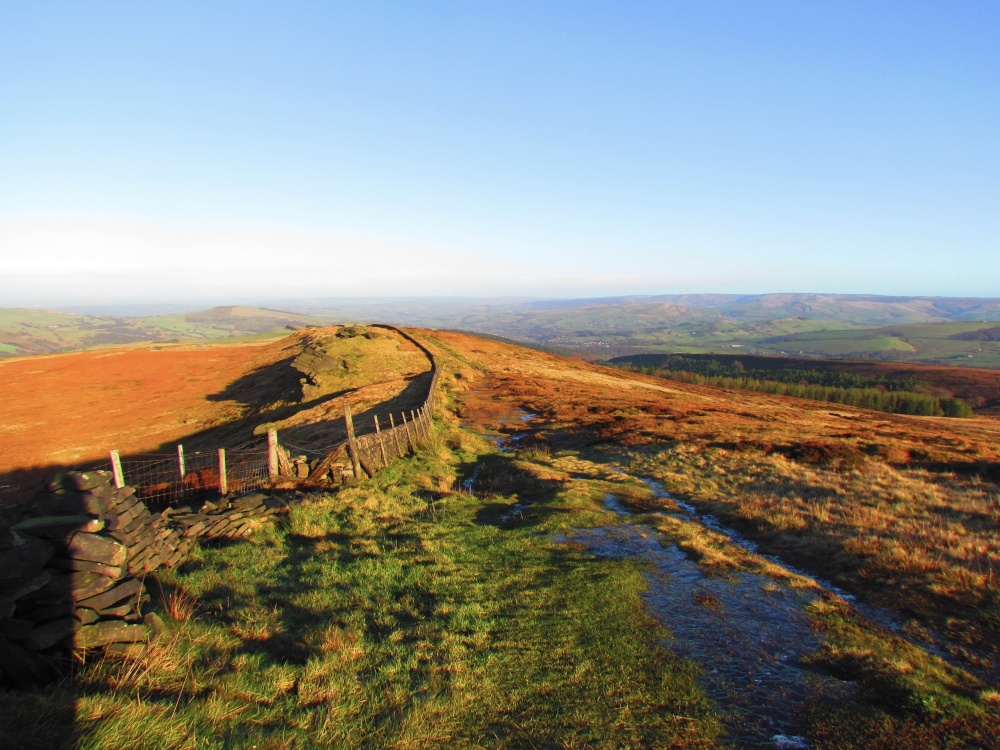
[767,336,916,356]
[3,410,997,748]
[1,434,721,749]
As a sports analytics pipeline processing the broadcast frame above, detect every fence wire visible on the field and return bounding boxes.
[91,447,270,509]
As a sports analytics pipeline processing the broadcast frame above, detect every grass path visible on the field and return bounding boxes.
[1,434,723,749]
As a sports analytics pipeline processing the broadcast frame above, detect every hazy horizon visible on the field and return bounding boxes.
[11,290,999,321]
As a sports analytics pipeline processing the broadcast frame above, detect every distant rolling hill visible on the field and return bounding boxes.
[754,321,1000,366]
[0,306,324,358]
[6,293,1000,367]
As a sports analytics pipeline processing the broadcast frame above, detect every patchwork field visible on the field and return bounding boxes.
[2,328,998,748]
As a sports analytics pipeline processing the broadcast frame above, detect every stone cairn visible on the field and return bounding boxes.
[0,470,288,685]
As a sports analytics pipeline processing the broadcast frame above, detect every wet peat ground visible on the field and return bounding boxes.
[466,418,835,746]
[460,408,994,748]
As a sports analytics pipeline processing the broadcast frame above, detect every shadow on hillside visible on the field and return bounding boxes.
[453,453,569,529]
[0,367,437,521]
[206,356,303,409]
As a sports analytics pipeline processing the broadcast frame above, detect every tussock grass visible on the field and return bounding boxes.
[627,444,1000,659]
[799,595,999,749]
[159,584,198,623]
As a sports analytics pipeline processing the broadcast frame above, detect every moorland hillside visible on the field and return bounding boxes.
[0,305,324,358]
[2,327,998,748]
[278,293,1000,366]
[6,293,1000,367]
[0,325,432,507]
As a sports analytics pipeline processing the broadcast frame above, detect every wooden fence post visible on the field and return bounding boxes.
[218,448,228,495]
[277,446,292,477]
[411,410,421,442]
[389,413,403,457]
[177,445,186,481]
[374,415,389,467]
[110,450,124,489]
[267,429,279,477]
[344,403,362,478]
[402,412,415,453]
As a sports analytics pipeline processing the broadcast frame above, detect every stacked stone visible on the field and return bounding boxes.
[0,519,63,682]
[291,455,311,478]
[102,490,195,576]
[168,492,283,540]
[1,472,287,685]
[0,471,153,683]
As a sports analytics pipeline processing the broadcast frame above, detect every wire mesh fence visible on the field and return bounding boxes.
[90,447,270,509]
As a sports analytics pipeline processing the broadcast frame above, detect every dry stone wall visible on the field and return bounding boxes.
[0,470,291,685]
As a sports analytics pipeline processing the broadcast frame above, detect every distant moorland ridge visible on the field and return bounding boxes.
[3,293,1000,367]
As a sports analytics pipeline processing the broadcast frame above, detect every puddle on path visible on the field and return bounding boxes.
[499,500,532,523]
[628,477,999,685]
[636,478,855,601]
[460,462,484,493]
[460,410,537,454]
[488,410,537,453]
[555,520,847,748]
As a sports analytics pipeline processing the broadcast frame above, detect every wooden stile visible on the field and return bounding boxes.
[307,444,348,483]
[277,446,292,476]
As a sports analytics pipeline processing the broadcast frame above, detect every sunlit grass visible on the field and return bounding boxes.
[626,444,1000,658]
[1,424,722,749]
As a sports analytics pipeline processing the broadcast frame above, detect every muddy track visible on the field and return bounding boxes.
[460,413,996,747]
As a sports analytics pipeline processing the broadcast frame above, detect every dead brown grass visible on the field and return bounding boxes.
[631,445,1000,658]
[160,585,198,623]
[413,328,1000,665]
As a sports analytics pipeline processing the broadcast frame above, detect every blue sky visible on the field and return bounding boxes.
[1,1,997,305]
